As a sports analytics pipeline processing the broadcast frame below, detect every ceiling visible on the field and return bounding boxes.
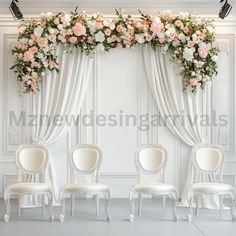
[0,0,235,17]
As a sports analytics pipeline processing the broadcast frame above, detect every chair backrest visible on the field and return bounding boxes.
[193,146,224,174]
[69,144,102,183]
[135,144,167,182]
[16,145,49,176]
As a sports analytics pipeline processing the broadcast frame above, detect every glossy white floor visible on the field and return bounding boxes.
[0,198,236,236]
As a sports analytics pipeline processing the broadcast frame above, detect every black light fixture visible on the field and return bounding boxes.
[9,0,23,20]
[219,0,232,19]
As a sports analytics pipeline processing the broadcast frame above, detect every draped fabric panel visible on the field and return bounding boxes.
[28,46,93,204]
[141,45,218,208]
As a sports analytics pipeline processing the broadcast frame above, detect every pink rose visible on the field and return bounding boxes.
[116,43,122,48]
[29,46,38,54]
[175,20,183,28]
[195,61,204,68]
[111,35,117,42]
[145,35,152,42]
[49,34,57,42]
[187,41,195,48]
[21,43,28,50]
[31,62,37,68]
[170,34,178,40]
[60,29,68,37]
[53,18,60,25]
[105,28,111,36]
[87,36,93,44]
[135,21,142,28]
[72,22,86,36]
[23,51,34,62]
[69,36,77,44]
[160,10,175,20]
[193,37,201,44]
[37,37,48,47]
[183,26,189,34]
[198,47,208,59]
[158,38,165,44]
[150,23,164,35]
[116,24,123,33]
[190,78,198,86]
[96,21,103,29]
[30,34,37,41]
[26,79,32,85]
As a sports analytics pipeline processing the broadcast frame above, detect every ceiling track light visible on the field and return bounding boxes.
[9,0,23,20]
[219,0,232,19]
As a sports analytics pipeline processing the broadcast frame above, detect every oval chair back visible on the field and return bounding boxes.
[135,144,167,183]
[192,145,224,183]
[69,145,102,183]
[16,145,49,182]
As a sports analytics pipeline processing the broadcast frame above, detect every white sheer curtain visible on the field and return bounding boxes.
[142,45,218,208]
[30,46,93,204]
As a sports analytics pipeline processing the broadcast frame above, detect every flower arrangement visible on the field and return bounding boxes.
[11,9,219,94]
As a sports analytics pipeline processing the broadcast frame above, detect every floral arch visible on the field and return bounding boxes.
[11,9,219,94]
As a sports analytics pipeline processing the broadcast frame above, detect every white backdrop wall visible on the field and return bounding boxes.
[0,0,236,198]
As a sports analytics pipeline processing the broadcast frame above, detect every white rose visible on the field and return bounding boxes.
[93,13,97,18]
[192,33,197,39]
[107,37,112,43]
[48,28,55,34]
[34,26,44,37]
[169,27,175,34]
[179,12,189,19]
[58,34,66,43]
[88,21,97,34]
[135,34,145,44]
[57,24,63,30]
[28,39,34,46]
[46,12,53,19]
[103,20,108,27]
[183,47,195,61]
[95,31,105,42]
[61,14,71,26]
[178,33,186,42]
[153,16,161,24]
[165,30,171,37]
[212,55,218,61]
[96,43,105,52]
[37,52,44,59]
[157,32,165,38]
[172,40,180,47]
[198,42,207,48]
[109,22,115,30]
[206,26,214,33]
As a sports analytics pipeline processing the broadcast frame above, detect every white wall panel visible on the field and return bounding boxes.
[0,11,236,197]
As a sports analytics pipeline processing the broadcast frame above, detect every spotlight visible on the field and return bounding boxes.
[219,0,232,19]
[9,0,23,20]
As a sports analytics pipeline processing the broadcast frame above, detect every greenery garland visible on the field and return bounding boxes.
[11,9,219,94]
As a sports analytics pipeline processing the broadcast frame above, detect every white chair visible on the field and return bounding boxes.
[59,144,111,222]
[187,145,236,222]
[129,144,178,222]
[4,144,54,222]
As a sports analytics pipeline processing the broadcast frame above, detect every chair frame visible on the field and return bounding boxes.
[4,144,54,222]
[59,144,111,222]
[187,145,236,222]
[129,144,178,222]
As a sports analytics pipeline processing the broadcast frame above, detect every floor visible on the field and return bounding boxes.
[0,198,236,236]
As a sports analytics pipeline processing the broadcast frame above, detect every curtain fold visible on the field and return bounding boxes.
[141,44,218,208]
[29,46,93,204]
